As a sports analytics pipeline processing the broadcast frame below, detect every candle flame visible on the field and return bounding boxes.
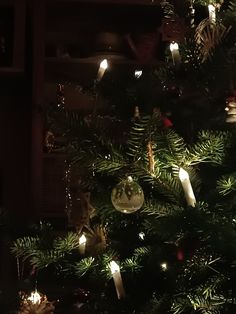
[139,232,145,240]
[208,4,216,22]
[161,262,168,271]
[28,290,41,304]
[110,261,120,274]
[170,42,179,52]
[99,59,108,70]
[127,176,133,182]
[179,167,189,181]
[134,70,142,78]
[79,234,87,245]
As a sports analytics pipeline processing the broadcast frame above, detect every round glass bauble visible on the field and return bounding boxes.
[111,176,144,214]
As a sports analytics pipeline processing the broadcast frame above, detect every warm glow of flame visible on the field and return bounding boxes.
[170,42,179,52]
[110,261,120,274]
[208,4,215,14]
[134,70,142,78]
[28,290,41,304]
[208,4,216,22]
[79,234,87,245]
[161,262,168,271]
[127,176,133,182]
[179,168,189,181]
[99,59,108,70]
[139,232,145,240]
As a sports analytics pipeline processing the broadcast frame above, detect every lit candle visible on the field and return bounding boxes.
[170,42,181,67]
[109,261,125,299]
[134,70,142,78]
[79,234,87,255]
[208,4,216,23]
[160,262,168,271]
[27,290,41,304]
[97,59,108,82]
[179,167,196,207]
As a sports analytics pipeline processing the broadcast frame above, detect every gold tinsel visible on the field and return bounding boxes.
[147,141,155,175]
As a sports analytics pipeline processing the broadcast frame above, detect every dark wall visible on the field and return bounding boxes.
[0,78,31,223]
[0,77,31,312]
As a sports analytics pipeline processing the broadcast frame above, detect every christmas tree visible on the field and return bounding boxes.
[11,1,236,313]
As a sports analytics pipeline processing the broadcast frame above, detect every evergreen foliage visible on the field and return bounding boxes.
[11,0,236,313]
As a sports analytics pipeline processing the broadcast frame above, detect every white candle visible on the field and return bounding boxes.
[179,167,196,207]
[208,4,216,23]
[97,59,108,82]
[170,42,181,66]
[27,290,41,304]
[109,261,125,299]
[79,234,87,255]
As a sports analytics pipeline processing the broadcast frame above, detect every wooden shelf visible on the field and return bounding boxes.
[0,67,24,77]
[45,55,163,86]
[45,56,163,83]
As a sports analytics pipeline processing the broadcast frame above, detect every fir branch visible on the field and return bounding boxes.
[94,149,128,175]
[223,0,236,24]
[185,130,231,166]
[154,129,187,165]
[53,232,80,252]
[11,237,40,260]
[216,172,236,195]
[142,200,183,218]
[30,250,65,269]
[201,275,226,300]
[128,121,150,158]
[122,257,142,273]
[133,246,151,259]
[74,257,95,277]
[187,293,225,313]
[171,296,192,314]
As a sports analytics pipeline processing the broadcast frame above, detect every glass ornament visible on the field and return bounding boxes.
[111,176,144,214]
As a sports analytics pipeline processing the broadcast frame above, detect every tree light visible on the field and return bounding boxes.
[169,42,181,66]
[97,59,108,81]
[139,232,145,240]
[134,70,142,78]
[110,260,120,274]
[79,234,86,245]
[109,261,125,299]
[79,234,87,255]
[28,290,41,304]
[179,167,189,181]
[99,59,108,70]
[179,167,196,207]
[170,42,179,52]
[160,262,168,271]
[208,4,216,23]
